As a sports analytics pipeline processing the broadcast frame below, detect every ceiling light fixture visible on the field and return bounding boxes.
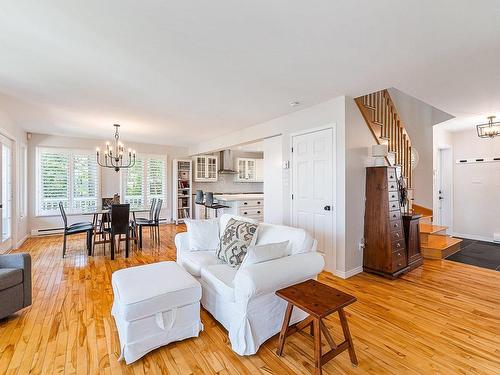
[477,116,500,138]
[289,101,300,107]
[96,124,136,172]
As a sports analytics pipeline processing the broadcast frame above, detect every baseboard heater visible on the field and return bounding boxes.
[31,227,65,236]
[494,233,500,243]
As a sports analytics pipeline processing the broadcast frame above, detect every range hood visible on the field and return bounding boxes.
[218,150,237,174]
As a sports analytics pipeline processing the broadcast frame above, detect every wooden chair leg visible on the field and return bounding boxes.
[110,234,115,260]
[276,302,293,356]
[63,233,67,258]
[339,308,358,366]
[313,318,322,375]
[139,226,143,249]
[125,231,130,258]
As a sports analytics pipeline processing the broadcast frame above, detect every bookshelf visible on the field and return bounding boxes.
[172,159,192,224]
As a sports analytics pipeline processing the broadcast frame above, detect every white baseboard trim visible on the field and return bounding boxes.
[450,232,496,243]
[333,266,363,279]
[16,234,29,249]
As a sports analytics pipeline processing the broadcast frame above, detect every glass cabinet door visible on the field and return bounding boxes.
[196,157,206,179]
[247,160,256,180]
[207,157,217,179]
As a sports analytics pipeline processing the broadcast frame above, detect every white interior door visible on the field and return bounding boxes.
[0,134,13,252]
[437,148,453,229]
[292,127,335,271]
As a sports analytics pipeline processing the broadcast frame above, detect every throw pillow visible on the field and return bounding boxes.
[239,241,289,269]
[184,219,220,251]
[217,218,258,267]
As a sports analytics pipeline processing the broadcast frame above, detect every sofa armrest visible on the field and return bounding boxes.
[233,252,325,302]
[174,232,190,260]
[0,253,32,306]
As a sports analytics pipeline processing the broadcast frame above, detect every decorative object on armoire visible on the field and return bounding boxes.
[402,214,423,271]
[96,124,136,172]
[476,116,500,138]
[397,174,409,214]
[371,144,388,166]
[363,166,413,279]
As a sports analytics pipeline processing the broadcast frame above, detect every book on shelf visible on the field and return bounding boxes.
[177,207,191,219]
[178,180,190,189]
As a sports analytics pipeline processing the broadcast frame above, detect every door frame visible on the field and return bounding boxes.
[290,124,337,272]
[435,145,453,231]
[0,131,15,253]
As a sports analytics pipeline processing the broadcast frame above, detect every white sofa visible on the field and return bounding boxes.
[175,214,325,355]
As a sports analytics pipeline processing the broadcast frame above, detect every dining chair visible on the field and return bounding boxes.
[59,202,94,258]
[137,199,162,248]
[204,192,229,218]
[108,204,131,260]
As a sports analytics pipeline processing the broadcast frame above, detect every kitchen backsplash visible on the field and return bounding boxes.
[193,173,263,194]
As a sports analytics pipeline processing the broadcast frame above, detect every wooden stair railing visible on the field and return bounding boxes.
[355,90,413,188]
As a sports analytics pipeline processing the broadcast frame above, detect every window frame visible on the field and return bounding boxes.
[36,147,101,216]
[120,153,167,210]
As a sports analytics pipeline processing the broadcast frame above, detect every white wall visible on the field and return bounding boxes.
[388,88,453,208]
[190,96,348,275]
[28,133,188,232]
[344,97,375,274]
[450,129,500,241]
[263,135,283,225]
[0,109,29,249]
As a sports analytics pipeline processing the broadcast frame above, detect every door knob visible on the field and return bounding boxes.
[324,205,331,211]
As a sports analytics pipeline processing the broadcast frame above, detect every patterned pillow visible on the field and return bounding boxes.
[216,218,258,267]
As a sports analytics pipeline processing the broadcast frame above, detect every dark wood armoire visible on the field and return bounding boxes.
[363,166,422,279]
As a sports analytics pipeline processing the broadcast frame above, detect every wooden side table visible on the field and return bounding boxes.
[276,279,358,375]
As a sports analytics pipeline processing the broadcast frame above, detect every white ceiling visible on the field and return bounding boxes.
[1,1,500,145]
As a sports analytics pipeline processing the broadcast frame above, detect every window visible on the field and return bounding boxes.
[122,154,166,209]
[37,148,100,216]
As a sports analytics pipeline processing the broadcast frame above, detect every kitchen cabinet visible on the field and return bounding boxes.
[194,155,218,182]
[236,158,263,182]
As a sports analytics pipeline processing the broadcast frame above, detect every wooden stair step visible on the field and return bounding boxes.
[421,236,462,260]
[420,223,447,235]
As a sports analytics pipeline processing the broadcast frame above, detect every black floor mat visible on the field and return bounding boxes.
[446,238,500,271]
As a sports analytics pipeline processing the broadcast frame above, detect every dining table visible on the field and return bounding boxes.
[80,207,150,257]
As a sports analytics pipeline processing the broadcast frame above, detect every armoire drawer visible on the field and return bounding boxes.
[390,219,402,231]
[388,191,399,202]
[392,239,405,252]
[388,181,398,191]
[387,170,397,181]
[391,230,404,242]
[392,251,407,271]
[389,211,401,221]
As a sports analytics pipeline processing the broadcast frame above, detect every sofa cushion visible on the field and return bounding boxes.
[255,223,313,255]
[219,214,257,238]
[0,268,23,291]
[240,241,289,269]
[184,219,220,251]
[201,264,237,302]
[217,218,258,267]
[178,250,223,277]
[112,261,201,321]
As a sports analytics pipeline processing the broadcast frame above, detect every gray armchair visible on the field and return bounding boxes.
[0,253,32,319]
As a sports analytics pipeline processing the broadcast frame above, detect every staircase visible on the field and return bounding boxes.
[420,222,462,259]
[356,90,462,260]
[355,89,413,189]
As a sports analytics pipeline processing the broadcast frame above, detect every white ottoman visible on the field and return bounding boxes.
[111,261,203,364]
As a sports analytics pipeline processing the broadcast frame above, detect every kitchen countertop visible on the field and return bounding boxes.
[214,193,264,201]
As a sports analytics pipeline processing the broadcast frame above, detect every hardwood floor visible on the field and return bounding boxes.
[1,224,499,374]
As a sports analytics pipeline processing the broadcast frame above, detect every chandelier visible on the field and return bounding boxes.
[477,116,500,138]
[96,124,136,172]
